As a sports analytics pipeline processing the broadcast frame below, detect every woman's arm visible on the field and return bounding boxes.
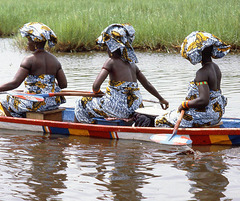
[92,68,109,93]
[56,68,67,89]
[137,71,169,109]
[178,70,210,111]
[0,67,29,92]
[92,59,112,93]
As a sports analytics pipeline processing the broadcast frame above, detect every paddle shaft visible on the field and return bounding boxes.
[4,91,103,102]
[39,92,103,97]
[168,110,185,141]
[11,89,160,103]
[62,90,160,103]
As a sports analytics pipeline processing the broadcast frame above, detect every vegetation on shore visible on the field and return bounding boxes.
[0,0,239,53]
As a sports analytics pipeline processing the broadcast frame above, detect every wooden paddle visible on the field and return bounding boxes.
[61,90,160,103]
[6,89,161,105]
[7,91,103,102]
[168,110,185,141]
[150,110,192,146]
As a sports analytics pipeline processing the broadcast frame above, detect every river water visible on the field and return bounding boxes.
[0,38,240,200]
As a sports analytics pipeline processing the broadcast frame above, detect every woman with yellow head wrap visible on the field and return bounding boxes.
[154,31,229,128]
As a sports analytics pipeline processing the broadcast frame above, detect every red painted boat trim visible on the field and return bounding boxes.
[0,116,240,135]
[1,116,240,145]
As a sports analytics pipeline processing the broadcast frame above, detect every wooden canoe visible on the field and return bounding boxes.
[0,107,240,145]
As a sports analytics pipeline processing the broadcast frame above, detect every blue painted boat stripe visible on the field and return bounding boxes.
[42,126,46,133]
[51,127,70,135]
[228,135,240,145]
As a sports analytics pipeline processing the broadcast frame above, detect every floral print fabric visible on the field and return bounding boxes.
[155,81,227,128]
[1,74,65,117]
[181,31,231,65]
[20,22,57,47]
[75,80,143,123]
[96,23,138,63]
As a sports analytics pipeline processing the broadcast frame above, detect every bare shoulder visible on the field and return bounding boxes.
[103,58,114,66]
[46,52,60,61]
[102,58,114,71]
[131,63,139,70]
[20,54,34,69]
[195,67,208,82]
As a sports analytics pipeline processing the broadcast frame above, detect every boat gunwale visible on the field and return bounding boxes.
[1,115,240,136]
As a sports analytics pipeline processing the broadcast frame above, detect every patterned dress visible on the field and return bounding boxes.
[1,74,65,117]
[155,81,227,128]
[75,80,143,123]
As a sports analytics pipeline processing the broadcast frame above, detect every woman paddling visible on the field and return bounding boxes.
[74,23,169,123]
[155,31,230,127]
[0,22,67,117]
[136,31,230,127]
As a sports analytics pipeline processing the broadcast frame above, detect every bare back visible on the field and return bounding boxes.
[19,50,67,89]
[195,62,221,91]
[20,50,61,76]
[104,58,139,82]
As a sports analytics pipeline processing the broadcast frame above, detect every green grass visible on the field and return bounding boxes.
[0,0,239,52]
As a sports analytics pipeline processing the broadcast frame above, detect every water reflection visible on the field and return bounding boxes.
[0,134,69,200]
[0,132,239,200]
[25,136,69,200]
[64,137,154,200]
[174,150,229,200]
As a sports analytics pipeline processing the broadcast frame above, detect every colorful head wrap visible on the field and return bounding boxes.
[181,31,231,65]
[96,23,138,63]
[20,22,57,48]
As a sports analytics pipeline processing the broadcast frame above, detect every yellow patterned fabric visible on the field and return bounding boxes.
[75,80,143,123]
[155,81,227,128]
[1,75,65,117]
[96,23,138,63]
[20,22,57,47]
[181,31,230,65]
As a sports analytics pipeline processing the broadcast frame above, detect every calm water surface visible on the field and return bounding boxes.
[0,38,240,200]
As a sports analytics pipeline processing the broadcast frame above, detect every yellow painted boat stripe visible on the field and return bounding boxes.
[68,128,90,136]
[113,132,117,139]
[44,126,50,133]
[209,135,232,145]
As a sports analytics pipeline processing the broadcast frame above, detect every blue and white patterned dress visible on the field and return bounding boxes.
[155,81,227,128]
[1,74,65,117]
[75,80,143,123]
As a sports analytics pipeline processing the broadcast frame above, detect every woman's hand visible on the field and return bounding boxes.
[178,104,184,112]
[160,99,169,110]
[178,100,189,112]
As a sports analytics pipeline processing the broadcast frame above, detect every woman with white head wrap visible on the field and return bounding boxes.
[75,23,168,124]
[0,22,67,117]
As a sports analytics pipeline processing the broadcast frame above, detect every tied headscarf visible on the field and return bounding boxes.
[96,23,138,63]
[181,31,231,65]
[20,22,57,48]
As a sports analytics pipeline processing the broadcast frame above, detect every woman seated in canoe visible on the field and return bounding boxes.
[74,23,169,123]
[135,31,230,127]
[0,22,67,117]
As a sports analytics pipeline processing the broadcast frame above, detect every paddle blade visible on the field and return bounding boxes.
[12,94,44,102]
[150,134,192,146]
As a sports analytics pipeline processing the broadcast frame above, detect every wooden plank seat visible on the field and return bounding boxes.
[26,108,65,121]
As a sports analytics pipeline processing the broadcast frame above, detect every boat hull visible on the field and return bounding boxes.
[1,108,240,145]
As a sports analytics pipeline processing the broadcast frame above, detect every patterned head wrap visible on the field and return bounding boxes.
[20,22,57,48]
[96,23,138,63]
[181,31,231,65]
